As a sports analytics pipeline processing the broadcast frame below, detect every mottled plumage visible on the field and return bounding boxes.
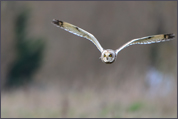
[52,19,175,64]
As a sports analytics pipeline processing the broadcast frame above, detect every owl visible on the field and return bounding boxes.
[52,19,175,64]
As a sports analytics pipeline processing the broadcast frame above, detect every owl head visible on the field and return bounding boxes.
[100,49,116,64]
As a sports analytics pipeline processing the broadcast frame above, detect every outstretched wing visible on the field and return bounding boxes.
[52,19,104,53]
[115,33,175,55]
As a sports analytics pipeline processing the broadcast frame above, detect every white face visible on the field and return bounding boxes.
[100,49,116,64]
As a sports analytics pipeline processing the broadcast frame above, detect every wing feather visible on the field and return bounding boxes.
[115,34,175,54]
[52,19,104,53]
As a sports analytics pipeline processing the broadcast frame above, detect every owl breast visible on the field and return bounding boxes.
[104,60,115,64]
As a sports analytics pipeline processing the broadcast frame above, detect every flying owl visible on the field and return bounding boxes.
[52,19,175,64]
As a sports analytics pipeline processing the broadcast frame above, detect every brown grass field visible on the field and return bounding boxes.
[1,79,177,118]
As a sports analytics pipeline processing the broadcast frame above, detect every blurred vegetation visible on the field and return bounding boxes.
[1,1,176,118]
[4,8,45,89]
[2,88,176,118]
[127,102,144,112]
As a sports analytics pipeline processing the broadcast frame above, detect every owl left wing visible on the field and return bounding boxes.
[52,19,104,53]
[115,33,175,55]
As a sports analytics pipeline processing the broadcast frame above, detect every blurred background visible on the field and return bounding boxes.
[1,1,177,118]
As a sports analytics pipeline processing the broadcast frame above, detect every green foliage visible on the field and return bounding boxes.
[100,106,111,117]
[99,104,121,118]
[127,102,144,112]
[5,9,45,89]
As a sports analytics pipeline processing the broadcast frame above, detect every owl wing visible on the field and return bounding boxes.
[52,19,104,53]
[115,34,175,55]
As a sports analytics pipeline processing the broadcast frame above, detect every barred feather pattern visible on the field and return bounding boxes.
[115,34,175,54]
[52,19,175,60]
[52,19,104,53]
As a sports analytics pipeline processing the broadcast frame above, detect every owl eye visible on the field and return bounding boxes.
[109,54,112,57]
[104,54,106,57]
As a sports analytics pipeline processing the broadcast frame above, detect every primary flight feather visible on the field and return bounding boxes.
[52,19,175,64]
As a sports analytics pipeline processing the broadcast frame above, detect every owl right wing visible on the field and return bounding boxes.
[115,33,175,55]
[52,19,104,53]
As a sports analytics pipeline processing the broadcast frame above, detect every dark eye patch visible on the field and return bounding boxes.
[109,54,112,57]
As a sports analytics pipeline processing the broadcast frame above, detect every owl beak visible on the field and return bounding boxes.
[106,57,109,60]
